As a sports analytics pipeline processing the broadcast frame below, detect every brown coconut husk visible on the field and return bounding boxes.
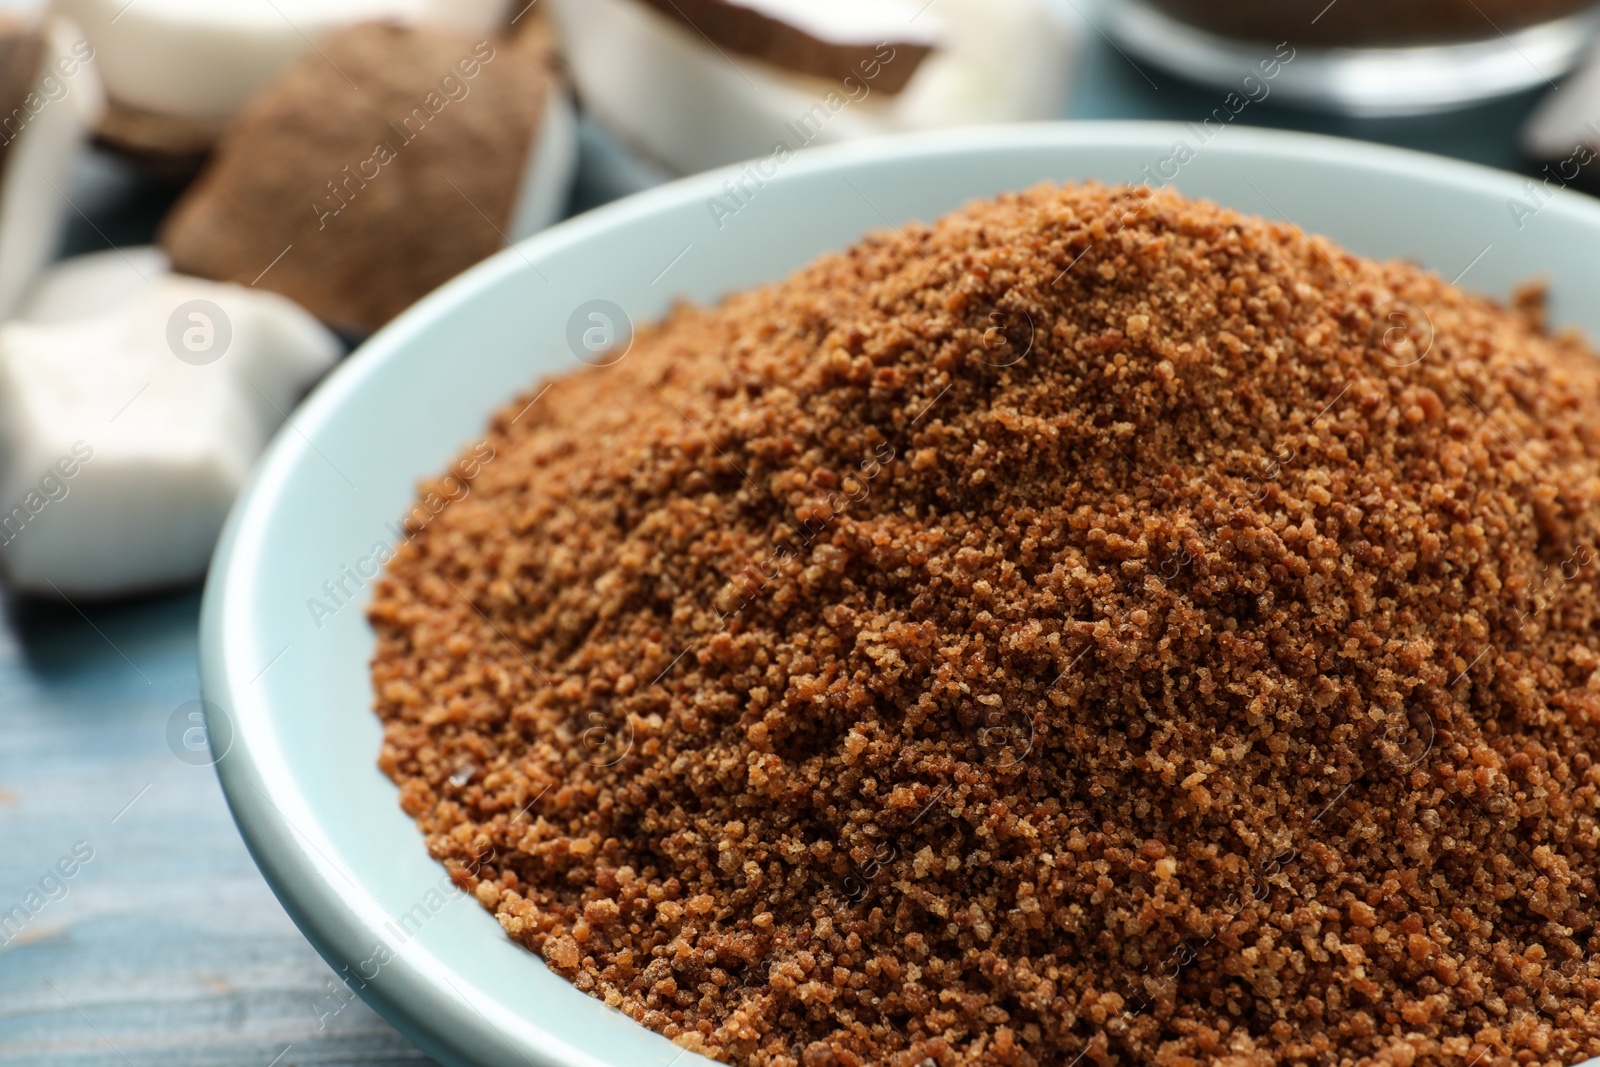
[160,21,558,334]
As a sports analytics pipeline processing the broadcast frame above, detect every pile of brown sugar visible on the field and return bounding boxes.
[368,183,1600,1067]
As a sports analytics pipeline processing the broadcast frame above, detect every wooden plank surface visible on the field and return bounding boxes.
[0,590,437,1066]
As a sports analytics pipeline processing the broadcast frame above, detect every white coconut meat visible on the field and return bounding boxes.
[15,245,170,324]
[548,0,1077,174]
[508,82,579,242]
[0,15,105,321]
[1522,37,1600,163]
[0,262,340,596]
[717,0,938,50]
[52,0,518,129]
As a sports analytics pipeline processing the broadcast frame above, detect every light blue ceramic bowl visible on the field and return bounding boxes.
[200,123,1600,1067]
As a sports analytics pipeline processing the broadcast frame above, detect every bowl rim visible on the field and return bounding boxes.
[199,120,1600,1067]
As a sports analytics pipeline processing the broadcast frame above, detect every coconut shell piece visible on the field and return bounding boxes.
[631,0,935,93]
[94,97,217,181]
[0,15,106,320]
[160,22,556,335]
[0,22,46,147]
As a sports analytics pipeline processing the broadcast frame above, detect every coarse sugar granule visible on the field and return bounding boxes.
[368,183,1600,1067]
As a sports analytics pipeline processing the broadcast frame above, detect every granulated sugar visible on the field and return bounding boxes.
[369,184,1600,1067]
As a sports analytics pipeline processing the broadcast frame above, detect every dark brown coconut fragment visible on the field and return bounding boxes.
[631,0,934,93]
[0,19,46,169]
[94,98,217,182]
[160,21,556,334]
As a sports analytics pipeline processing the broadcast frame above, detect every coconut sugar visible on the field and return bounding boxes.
[369,184,1600,1067]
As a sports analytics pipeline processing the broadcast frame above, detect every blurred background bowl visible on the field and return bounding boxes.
[1103,0,1600,114]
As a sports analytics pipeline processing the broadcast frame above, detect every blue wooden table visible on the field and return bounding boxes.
[0,28,1567,1067]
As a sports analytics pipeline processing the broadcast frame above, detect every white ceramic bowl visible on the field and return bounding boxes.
[200,123,1600,1067]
